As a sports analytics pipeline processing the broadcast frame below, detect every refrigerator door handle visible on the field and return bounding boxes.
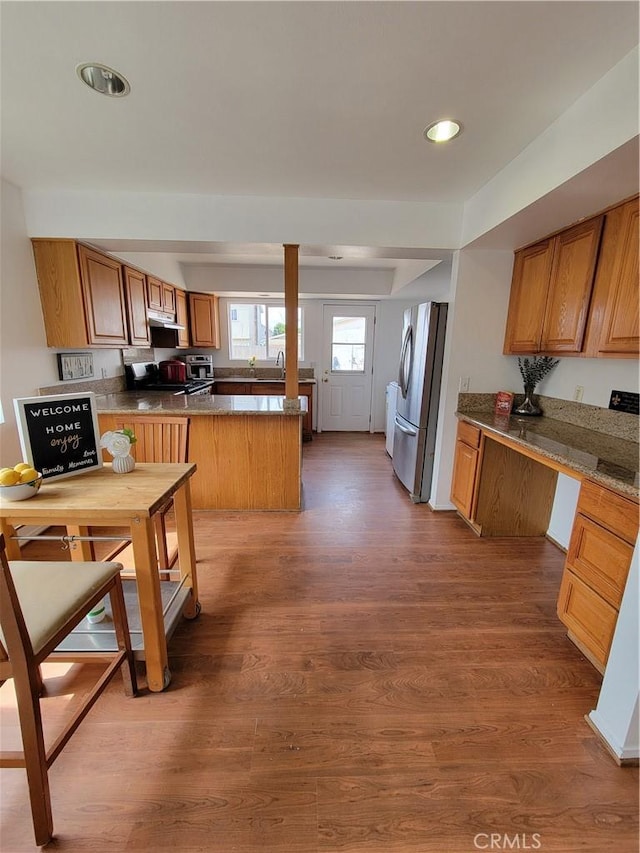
[398,324,413,397]
[394,415,418,436]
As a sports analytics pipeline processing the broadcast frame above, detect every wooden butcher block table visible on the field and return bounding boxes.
[0,462,199,692]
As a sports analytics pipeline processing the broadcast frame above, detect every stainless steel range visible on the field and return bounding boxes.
[125,362,213,396]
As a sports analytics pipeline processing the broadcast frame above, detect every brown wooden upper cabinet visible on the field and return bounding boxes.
[32,240,130,348]
[174,288,190,348]
[122,266,151,347]
[188,292,220,348]
[147,276,176,314]
[583,197,639,358]
[504,216,603,354]
[504,196,639,358]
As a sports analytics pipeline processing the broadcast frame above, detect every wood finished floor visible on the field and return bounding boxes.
[1,433,637,852]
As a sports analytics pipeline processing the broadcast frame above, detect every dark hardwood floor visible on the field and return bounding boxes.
[1,433,637,851]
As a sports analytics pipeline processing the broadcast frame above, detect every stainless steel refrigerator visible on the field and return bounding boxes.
[392,302,448,502]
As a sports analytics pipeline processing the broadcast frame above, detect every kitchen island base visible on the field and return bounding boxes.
[99,408,303,510]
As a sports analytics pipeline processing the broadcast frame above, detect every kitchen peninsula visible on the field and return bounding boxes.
[96,391,306,510]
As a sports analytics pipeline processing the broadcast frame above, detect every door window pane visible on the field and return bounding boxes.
[331,316,367,372]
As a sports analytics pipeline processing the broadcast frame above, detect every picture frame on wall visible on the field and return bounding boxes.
[13,392,103,480]
[57,351,94,381]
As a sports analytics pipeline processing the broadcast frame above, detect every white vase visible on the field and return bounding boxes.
[112,454,135,474]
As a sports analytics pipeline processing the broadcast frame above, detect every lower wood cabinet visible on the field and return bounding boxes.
[557,480,638,671]
[450,421,481,521]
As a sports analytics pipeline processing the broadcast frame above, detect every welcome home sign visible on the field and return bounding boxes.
[14,392,103,481]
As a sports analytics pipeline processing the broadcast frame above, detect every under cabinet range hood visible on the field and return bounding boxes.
[147,309,184,330]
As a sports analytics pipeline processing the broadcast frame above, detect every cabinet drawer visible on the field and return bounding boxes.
[578,480,638,544]
[457,421,481,449]
[566,513,633,608]
[557,569,618,667]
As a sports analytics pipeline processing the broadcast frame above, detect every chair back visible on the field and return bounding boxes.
[115,416,189,463]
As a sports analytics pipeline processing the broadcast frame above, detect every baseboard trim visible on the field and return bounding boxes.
[585,711,640,765]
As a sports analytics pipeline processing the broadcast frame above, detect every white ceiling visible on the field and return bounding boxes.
[1,1,638,291]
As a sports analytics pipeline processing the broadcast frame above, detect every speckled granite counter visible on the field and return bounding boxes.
[95,391,308,416]
[457,411,639,498]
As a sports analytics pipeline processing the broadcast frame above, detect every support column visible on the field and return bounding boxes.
[283,244,300,409]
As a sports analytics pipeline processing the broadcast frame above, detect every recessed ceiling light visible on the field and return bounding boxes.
[423,119,462,143]
[76,63,130,97]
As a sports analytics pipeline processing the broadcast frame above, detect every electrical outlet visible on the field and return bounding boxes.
[459,376,470,393]
[573,385,584,402]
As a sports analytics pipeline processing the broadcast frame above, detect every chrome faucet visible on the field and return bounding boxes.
[275,350,285,379]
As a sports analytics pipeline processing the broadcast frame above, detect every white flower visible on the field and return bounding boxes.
[100,430,132,458]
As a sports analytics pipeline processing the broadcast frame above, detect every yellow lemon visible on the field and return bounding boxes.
[0,469,21,486]
[13,462,32,472]
[19,468,39,484]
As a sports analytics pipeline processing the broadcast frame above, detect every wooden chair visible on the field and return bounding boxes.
[115,416,190,577]
[0,533,137,847]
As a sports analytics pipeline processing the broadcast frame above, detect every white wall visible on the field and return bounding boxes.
[430,248,516,510]
[547,474,581,549]
[0,181,56,464]
[542,358,639,409]
[116,252,187,288]
[0,180,126,466]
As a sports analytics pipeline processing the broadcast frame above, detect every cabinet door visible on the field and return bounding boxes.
[503,240,554,354]
[217,383,250,394]
[162,282,176,314]
[450,439,479,519]
[590,199,639,356]
[175,289,190,348]
[250,383,282,394]
[77,245,128,346]
[147,276,163,311]
[189,293,220,348]
[123,266,150,347]
[540,216,603,352]
[557,569,618,668]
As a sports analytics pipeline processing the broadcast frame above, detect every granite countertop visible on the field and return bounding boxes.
[457,411,639,499]
[95,391,308,416]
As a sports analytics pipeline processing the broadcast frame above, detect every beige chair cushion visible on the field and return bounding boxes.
[1,561,123,656]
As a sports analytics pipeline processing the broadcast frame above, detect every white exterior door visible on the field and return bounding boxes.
[320,304,376,431]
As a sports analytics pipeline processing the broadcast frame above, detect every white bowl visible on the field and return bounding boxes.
[0,475,43,501]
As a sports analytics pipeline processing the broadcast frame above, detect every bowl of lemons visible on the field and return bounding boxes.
[0,463,43,501]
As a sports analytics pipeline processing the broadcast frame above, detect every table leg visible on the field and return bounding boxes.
[130,518,171,692]
[67,525,95,561]
[0,520,21,560]
[173,480,200,619]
